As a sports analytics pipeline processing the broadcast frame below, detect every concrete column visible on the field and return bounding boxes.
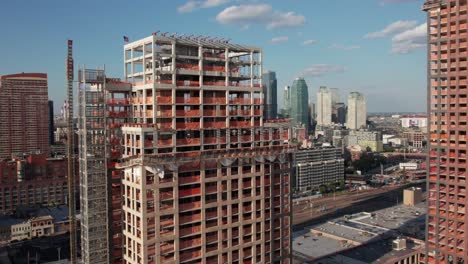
[250,51,254,87]
[199,46,203,86]
[225,48,230,86]
[172,41,176,85]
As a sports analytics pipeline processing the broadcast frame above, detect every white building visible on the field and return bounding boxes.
[400,115,427,128]
[399,163,418,171]
[346,92,366,130]
[317,86,333,127]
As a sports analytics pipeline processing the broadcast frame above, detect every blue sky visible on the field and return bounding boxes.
[0,0,427,113]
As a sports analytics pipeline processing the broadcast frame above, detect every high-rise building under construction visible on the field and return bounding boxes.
[118,33,293,264]
[423,0,468,263]
[78,69,132,264]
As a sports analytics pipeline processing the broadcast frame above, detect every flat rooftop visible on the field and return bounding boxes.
[312,237,424,264]
[293,202,426,261]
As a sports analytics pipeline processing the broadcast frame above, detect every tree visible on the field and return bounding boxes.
[319,185,327,194]
[339,179,345,190]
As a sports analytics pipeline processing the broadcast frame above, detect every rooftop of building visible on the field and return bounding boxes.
[312,237,424,264]
[0,206,70,226]
[293,202,426,261]
[0,73,47,80]
[124,33,261,52]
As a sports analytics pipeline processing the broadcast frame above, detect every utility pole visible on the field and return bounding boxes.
[66,39,77,264]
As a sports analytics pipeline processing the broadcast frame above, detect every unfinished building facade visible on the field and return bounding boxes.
[78,69,131,264]
[424,0,468,263]
[119,34,293,264]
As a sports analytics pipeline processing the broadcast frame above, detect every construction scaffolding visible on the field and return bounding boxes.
[78,68,109,264]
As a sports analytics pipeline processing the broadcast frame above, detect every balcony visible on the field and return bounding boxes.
[229,98,251,105]
[204,65,225,72]
[177,63,199,71]
[205,185,218,194]
[160,191,174,201]
[176,97,200,104]
[108,111,129,118]
[177,138,201,146]
[204,121,226,129]
[204,98,225,104]
[156,96,172,104]
[180,213,202,224]
[158,139,173,147]
[230,121,251,128]
[180,250,202,262]
[204,81,226,87]
[180,225,202,237]
[176,122,199,130]
[157,123,173,130]
[176,109,200,117]
[204,137,217,144]
[107,98,130,105]
[179,175,201,185]
[179,201,202,211]
[176,80,200,87]
[179,187,201,198]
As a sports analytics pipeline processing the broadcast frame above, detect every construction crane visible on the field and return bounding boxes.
[66,39,78,264]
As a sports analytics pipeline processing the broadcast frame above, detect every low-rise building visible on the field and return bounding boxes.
[293,147,344,192]
[0,206,71,244]
[399,162,419,171]
[400,115,427,128]
[346,130,383,152]
[403,187,423,206]
[0,153,71,214]
[402,131,426,148]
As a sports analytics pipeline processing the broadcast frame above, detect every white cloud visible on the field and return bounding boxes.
[267,11,305,29]
[364,20,418,39]
[303,39,318,45]
[301,64,346,77]
[391,23,427,54]
[178,0,231,13]
[216,4,272,24]
[330,44,360,51]
[271,36,288,44]
[178,1,198,13]
[216,4,305,30]
[202,0,230,8]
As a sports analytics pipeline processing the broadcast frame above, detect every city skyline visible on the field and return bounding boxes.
[0,0,426,113]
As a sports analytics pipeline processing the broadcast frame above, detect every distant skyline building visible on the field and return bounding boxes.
[262,70,278,119]
[317,86,333,127]
[290,78,310,130]
[346,92,366,130]
[48,100,54,146]
[281,85,291,118]
[423,1,468,262]
[333,102,346,125]
[0,73,49,160]
[329,88,340,105]
[309,101,316,131]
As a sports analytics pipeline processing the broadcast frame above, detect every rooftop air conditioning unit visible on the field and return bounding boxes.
[392,238,407,251]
